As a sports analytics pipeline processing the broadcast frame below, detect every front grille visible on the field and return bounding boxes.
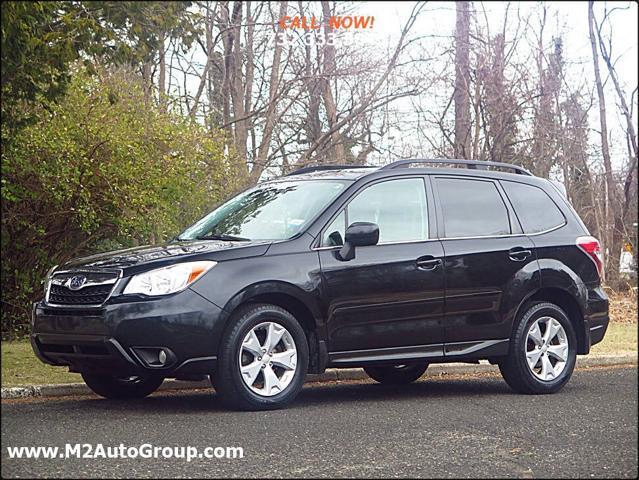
[41,307,103,316]
[47,270,120,306]
[49,284,113,305]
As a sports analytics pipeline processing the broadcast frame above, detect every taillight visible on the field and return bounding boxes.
[576,236,604,278]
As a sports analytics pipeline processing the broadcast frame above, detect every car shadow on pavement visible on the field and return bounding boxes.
[25,374,532,413]
[292,376,528,411]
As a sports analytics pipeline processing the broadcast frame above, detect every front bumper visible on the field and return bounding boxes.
[31,288,225,377]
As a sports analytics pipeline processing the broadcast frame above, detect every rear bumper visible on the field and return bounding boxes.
[31,288,224,377]
[583,284,610,352]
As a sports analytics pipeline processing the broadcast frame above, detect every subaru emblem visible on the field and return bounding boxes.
[68,275,87,291]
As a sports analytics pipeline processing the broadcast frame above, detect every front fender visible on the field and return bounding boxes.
[221,281,323,322]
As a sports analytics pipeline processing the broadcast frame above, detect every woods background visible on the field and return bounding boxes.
[1,1,637,337]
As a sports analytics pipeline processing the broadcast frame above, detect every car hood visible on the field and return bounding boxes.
[60,239,272,274]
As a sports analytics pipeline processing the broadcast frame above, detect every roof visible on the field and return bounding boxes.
[277,159,535,182]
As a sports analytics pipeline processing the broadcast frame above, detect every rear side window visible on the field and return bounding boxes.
[436,178,511,238]
[502,181,565,233]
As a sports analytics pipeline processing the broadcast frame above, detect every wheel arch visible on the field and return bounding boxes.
[219,281,327,373]
[513,286,589,354]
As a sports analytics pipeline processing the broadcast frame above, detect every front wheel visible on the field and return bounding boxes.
[213,303,309,411]
[364,363,429,385]
[81,373,164,399]
[499,302,577,394]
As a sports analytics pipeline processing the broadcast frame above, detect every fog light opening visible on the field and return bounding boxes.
[131,346,175,368]
[158,349,167,366]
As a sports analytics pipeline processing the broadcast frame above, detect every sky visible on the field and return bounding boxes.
[175,1,638,173]
[355,1,637,87]
[353,1,638,171]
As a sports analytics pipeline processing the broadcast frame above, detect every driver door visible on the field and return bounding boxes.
[318,177,445,361]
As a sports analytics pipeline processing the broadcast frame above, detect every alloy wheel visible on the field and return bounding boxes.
[525,316,569,381]
[238,321,298,397]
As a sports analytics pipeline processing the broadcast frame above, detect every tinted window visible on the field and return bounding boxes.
[437,178,510,237]
[502,181,565,233]
[322,178,428,245]
[180,180,347,241]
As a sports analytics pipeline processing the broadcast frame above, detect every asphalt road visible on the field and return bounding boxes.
[2,366,637,478]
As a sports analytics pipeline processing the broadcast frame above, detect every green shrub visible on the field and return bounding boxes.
[1,68,247,337]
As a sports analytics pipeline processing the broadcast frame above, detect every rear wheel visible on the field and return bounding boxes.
[81,373,164,399]
[364,363,429,385]
[499,302,577,394]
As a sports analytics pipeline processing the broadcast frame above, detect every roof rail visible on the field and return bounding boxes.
[285,164,373,176]
[380,159,533,176]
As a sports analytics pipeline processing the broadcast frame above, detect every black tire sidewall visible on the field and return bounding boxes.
[81,373,164,399]
[364,363,429,384]
[217,304,309,410]
[511,302,577,393]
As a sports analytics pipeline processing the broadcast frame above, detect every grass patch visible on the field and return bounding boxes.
[1,341,81,387]
[591,323,638,355]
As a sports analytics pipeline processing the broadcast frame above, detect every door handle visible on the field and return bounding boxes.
[416,256,442,271]
[508,247,532,262]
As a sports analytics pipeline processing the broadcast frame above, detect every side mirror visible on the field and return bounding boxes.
[337,222,379,261]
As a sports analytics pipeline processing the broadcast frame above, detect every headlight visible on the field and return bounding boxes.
[123,261,217,296]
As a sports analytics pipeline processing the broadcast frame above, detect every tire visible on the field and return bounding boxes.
[364,363,429,385]
[213,303,309,411]
[499,301,577,394]
[81,373,164,399]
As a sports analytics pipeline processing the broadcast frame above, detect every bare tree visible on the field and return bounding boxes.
[595,7,638,163]
[592,3,638,284]
[296,1,427,166]
[454,1,471,159]
[588,0,617,280]
[251,1,288,182]
[149,1,636,287]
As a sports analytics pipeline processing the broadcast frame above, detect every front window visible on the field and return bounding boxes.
[178,180,349,241]
[321,178,429,246]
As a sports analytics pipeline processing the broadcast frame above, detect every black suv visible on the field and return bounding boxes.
[32,159,609,410]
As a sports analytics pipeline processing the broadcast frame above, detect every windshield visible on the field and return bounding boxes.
[178,180,349,241]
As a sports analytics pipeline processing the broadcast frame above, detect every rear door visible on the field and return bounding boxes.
[433,176,537,357]
[318,176,446,360]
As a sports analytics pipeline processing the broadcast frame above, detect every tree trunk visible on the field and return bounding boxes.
[595,17,638,228]
[300,1,322,149]
[158,30,166,112]
[205,2,215,131]
[596,25,638,161]
[320,0,346,164]
[244,1,255,119]
[588,1,617,282]
[142,61,153,108]
[471,50,483,160]
[220,2,232,129]
[454,1,471,159]
[250,1,288,183]
[228,2,248,165]
[190,2,219,121]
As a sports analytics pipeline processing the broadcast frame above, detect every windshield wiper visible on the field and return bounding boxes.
[195,234,251,242]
